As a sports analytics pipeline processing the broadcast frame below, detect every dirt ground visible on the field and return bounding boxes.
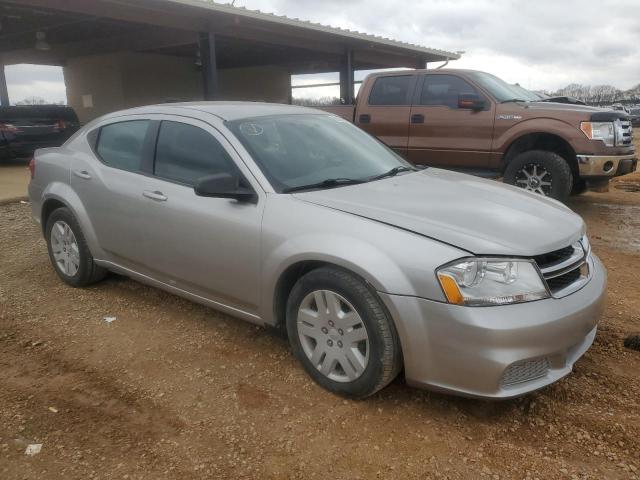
[2,171,640,479]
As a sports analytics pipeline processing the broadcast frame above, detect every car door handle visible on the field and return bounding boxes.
[411,114,425,124]
[142,190,168,202]
[73,170,91,180]
[359,114,371,124]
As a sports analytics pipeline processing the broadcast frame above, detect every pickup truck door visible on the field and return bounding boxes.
[355,74,416,158]
[408,73,495,169]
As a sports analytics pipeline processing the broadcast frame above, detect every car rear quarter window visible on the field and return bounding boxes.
[154,121,238,186]
[96,120,151,172]
[419,74,480,108]
[368,76,412,105]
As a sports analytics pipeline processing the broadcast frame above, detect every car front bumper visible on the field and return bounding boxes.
[379,254,606,399]
[577,153,637,177]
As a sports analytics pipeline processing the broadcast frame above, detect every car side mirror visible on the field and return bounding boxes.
[458,94,485,111]
[194,173,257,203]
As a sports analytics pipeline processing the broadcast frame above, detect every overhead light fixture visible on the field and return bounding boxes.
[35,31,50,51]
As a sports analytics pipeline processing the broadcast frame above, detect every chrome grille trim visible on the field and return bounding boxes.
[535,237,592,298]
[618,119,632,146]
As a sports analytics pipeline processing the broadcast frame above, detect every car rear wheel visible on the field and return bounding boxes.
[286,266,402,398]
[45,207,107,287]
[504,150,573,202]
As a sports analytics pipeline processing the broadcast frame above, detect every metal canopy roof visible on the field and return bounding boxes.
[0,0,459,72]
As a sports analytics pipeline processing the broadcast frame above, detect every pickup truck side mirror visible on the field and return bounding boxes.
[458,94,485,111]
[194,173,257,203]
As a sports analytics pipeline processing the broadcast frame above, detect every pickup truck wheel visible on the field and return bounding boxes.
[45,207,107,287]
[286,267,402,398]
[504,150,572,202]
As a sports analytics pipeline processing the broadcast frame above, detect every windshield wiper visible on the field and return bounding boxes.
[368,165,416,181]
[500,98,527,104]
[282,178,366,193]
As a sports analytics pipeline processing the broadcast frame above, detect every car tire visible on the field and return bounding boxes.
[286,266,402,398]
[45,207,107,287]
[503,150,573,202]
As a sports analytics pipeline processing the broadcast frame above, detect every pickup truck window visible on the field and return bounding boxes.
[368,76,412,105]
[420,75,480,108]
[467,71,528,103]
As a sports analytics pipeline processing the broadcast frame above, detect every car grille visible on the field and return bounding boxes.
[533,240,590,298]
[619,119,632,146]
[500,357,550,388]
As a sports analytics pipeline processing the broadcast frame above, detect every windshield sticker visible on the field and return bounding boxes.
[239,123,264,136]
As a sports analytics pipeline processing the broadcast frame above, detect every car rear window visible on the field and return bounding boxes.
[368,76,412,105]
[96,120,151,172]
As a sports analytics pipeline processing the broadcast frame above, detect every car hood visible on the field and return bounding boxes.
[293,169,585,256]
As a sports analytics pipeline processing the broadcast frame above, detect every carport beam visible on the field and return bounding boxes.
[0,65,9,106]
[199,32,218,100]
[339,48,354,105]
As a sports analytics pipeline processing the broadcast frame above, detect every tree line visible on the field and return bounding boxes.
[547,83,639,105]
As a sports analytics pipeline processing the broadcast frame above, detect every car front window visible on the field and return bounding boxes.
[227,114,412,193]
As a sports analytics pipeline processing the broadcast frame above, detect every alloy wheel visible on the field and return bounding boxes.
[296,290,370,382]
[515,163,553,196]
[50,220,80,277]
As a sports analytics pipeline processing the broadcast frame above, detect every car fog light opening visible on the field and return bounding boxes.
[437,259,550,306]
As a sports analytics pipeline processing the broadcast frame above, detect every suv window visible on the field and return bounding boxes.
[154,121,238,186]
[96,120,151,172]
[368,76,412,105]
[420,75,480,108]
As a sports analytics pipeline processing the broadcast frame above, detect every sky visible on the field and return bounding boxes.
[5,0,639,104]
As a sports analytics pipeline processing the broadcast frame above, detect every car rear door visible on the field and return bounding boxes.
[355,74,416,158]
[70,116,157,273]
[408,73,495,168]
[131,116,264,315]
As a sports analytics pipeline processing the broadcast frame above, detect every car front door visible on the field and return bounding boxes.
[408,73,495,168]
[133,117,264,316]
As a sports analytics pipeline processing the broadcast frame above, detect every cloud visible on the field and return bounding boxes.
[240,0,640,91]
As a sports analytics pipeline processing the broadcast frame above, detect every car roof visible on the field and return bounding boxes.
[104,102,327,122]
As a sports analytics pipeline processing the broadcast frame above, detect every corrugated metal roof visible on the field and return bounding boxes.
[166,0,459,60]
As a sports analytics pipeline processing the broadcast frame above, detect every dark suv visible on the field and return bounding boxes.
[0,105,80,161]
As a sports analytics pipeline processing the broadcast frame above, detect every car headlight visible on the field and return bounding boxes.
[580,121,615,147]
[436,258,549,306]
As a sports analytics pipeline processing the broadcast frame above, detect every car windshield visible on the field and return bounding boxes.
[467,71,531,103]
[227,114,413,193]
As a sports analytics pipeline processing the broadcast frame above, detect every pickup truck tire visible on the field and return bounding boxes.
[286,266,402,398]
[571,178,588,196]
[45,207,107,287]
[504,150,573,202]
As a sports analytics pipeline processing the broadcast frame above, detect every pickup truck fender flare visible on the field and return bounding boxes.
[40,182,106,260]
[495,118,578,164]
[259,233,420,326]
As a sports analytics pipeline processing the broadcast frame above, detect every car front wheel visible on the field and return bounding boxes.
[286,266,402,398]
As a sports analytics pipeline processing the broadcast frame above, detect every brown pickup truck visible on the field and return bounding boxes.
[321,69,636,201]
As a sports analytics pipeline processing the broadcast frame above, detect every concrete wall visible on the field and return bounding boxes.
[64,52,291,124]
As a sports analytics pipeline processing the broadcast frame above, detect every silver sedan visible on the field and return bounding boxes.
[28,103,606,399]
